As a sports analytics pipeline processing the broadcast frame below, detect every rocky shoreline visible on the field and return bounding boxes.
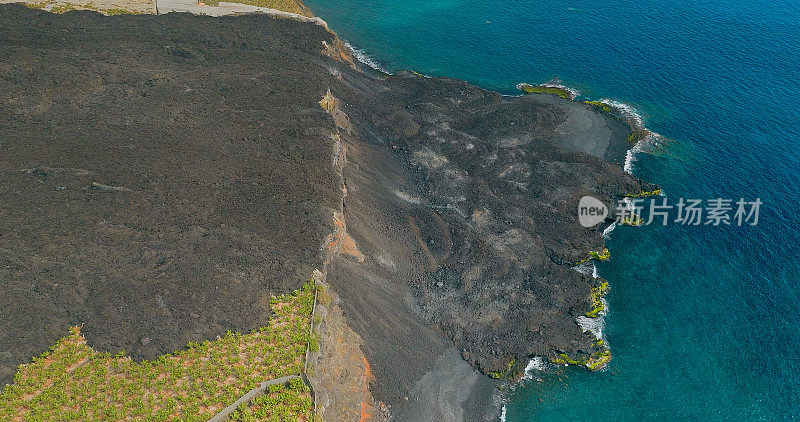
[0,5,655,420]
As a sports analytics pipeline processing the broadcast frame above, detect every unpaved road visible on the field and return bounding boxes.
[155,0,314,19]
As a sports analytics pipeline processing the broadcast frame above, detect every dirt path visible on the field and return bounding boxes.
[0,0,155,13]
[207,374,301,422]
[0,0,318,19]
[154,0,318,20]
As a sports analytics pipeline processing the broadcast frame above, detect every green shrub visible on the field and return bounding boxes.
[517,83,572,99]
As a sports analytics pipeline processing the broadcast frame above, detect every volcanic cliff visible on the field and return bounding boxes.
[0,5,653,420]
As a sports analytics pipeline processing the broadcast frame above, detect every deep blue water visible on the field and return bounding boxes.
[303,0,800,419]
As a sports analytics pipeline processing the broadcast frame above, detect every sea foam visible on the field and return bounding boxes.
[602,221,617,238]
[522,357,547,380]
[598,99,643,127]
[576,310,606,339]
[541,80,580,99]
[573,260,594,275]
[572,260,607,340]
[596,98,663,174]
[344,41,390,74]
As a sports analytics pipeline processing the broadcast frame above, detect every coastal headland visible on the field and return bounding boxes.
[0,3,655,420]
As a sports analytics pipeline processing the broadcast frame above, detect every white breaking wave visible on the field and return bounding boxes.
[624,131,661,174]
[344,42,390,74]
[576,310,606,340]
[515,80,580,100]
[574,261,607,338]
[500,404,507,422]
[596,99,664,174]
[573,260,594,275]
[575,261,606,340]
[541,81,580,99]
[598,98,643,127]
[522,357,547,379]
[573,261,600,278]
[602,221,617,238]
[623,148,636,174]
[620,196,638,211]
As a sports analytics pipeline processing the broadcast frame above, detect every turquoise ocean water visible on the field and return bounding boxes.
[303,0,800,419]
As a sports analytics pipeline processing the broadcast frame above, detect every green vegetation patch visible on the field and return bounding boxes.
[620,214,644,226]
[517,83,572,99]
[589,248,610,261]
[550,343,611,372]
[585,348,612,371]
[627,128,650,145]
[572,248,611,266]
[584,100,615,113]
[585,281,610,318]
[228,377,313,422]
[624,189,662,198]
[487,359,517,380]
[0,282,316,421]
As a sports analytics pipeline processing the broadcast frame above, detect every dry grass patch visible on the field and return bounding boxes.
[18,0,152,14]
[224,0,312,16]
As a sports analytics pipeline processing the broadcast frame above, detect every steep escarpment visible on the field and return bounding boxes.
[322,72,655,417]
[0,5,653,420]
